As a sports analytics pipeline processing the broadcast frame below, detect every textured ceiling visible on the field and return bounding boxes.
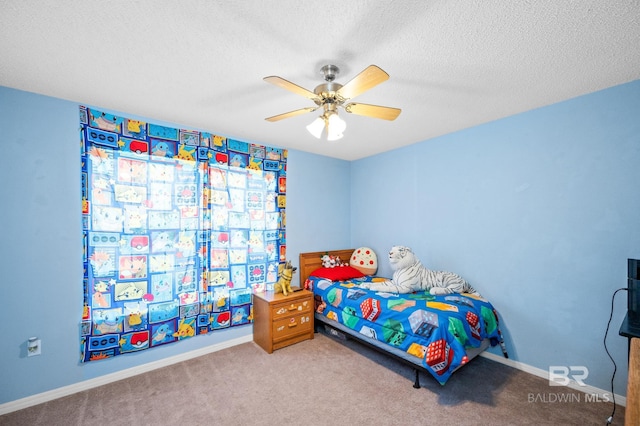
[1,1,639,160]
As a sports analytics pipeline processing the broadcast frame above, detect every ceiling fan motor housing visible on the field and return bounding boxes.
[314,82,344,105]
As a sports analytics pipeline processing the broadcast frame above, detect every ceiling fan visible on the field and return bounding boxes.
[263,64,401,141]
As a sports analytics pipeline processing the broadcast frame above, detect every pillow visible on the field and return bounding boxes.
[310,266,365,281]
[350,247,378,275]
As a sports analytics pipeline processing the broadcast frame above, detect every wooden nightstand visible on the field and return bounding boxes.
[253,289,314,353]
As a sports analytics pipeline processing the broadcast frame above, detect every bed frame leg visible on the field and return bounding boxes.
[413,369,421,389]
[499,336,509,359]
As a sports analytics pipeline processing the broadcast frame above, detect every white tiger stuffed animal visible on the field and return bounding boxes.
[360,246,480,296]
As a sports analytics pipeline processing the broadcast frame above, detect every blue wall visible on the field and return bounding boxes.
[0,86,351,404]
[286,150,352,271]
[1,79,638,405]
[351,79,640,395]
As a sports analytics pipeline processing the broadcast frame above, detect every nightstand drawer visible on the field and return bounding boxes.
[271,298,312,321]
[272,312,313,341]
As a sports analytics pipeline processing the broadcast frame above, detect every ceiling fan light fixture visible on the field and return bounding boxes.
[326,112,345,141]
[327,111,346,134]
[307,110,347,141]
[306,116,325,139]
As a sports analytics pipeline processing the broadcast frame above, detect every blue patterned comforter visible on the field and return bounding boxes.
[308,275,503,384]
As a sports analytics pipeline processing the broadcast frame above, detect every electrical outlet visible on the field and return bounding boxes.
[27,338,41,357]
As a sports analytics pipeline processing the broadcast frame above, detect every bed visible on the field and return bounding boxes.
[299,249,508,387]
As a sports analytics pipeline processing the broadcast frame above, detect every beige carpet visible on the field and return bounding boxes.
[0,331,623,425]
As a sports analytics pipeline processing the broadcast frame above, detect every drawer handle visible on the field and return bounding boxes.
[288,305,297,311]
[288,322,297,328]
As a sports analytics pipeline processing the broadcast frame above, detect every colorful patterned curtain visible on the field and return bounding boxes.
[79,107,286,361]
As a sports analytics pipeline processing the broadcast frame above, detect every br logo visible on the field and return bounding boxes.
[548,366,589,386]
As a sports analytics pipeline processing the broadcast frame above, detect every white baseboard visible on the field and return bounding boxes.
[0,335,253,416]
[479,352,626,407]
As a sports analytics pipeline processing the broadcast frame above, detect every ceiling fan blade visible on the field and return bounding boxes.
[265,107,318,122]
[336,65,389,100]
[344,103,401,121]
[263,76,319,101]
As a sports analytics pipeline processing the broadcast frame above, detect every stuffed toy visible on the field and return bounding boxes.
[321,254,347,268]
[359,245,480,296]
[350,247,378,275]
[274,261,297,296]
